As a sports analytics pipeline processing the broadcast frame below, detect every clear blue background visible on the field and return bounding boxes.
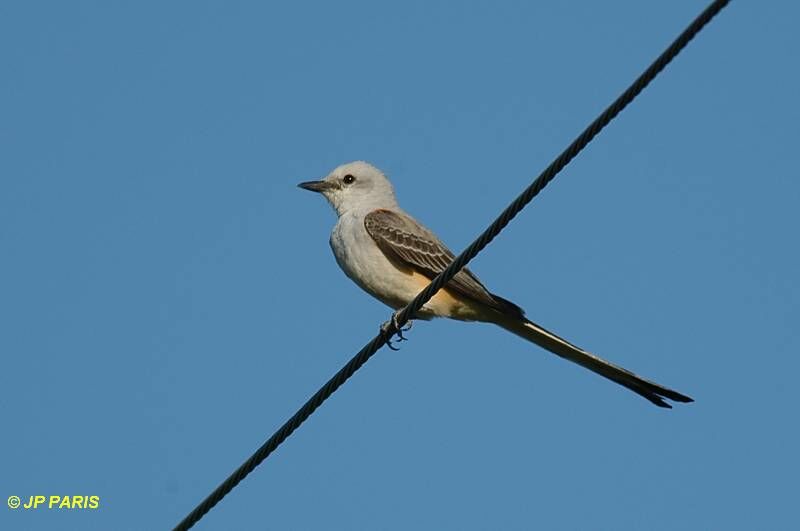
[2,1,798,530]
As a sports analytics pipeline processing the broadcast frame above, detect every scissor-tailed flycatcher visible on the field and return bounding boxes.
[299,161,692,408]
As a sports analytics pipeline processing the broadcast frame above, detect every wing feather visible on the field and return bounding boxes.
[364,209,524,319]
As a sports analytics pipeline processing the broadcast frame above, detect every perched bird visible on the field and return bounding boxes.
[299,161,692,408]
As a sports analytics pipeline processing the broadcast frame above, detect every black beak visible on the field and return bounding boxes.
[297,180,332,193]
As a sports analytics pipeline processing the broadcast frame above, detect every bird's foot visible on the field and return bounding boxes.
[380,311,413,350]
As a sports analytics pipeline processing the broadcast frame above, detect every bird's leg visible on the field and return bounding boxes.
[397,317,413,338]
[379,319,401,350]
[380,311,413,350]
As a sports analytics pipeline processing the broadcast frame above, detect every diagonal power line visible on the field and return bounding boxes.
[173,1,730,529]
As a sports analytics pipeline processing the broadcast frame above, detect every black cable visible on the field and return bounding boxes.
[172,1,730,529]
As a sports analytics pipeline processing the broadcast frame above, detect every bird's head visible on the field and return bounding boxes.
[298,161,398,215]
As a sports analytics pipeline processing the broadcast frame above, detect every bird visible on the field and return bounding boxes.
[298,161,693,408]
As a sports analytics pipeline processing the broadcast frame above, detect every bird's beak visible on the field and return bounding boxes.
[297,180,333,193]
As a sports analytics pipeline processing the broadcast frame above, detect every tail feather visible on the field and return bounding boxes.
[496,317,693,408]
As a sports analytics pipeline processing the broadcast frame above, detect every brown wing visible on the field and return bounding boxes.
[364,208,524,319]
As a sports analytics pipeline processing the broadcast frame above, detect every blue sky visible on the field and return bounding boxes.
[2,1,798,530]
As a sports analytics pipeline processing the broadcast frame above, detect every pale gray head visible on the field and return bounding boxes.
[298,161,398,216]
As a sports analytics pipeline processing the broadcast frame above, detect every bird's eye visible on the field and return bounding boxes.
[343,174,356,185]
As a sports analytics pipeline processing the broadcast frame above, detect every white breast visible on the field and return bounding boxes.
[328,210,483,321]
[329,211,419,311]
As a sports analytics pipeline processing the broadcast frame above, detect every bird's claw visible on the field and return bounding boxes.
[394,312,414,340]
[381,311,413,350]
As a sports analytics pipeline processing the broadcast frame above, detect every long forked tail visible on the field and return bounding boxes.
[496,317,693,408]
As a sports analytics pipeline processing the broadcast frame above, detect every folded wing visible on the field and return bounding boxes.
[364,208,524,319]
